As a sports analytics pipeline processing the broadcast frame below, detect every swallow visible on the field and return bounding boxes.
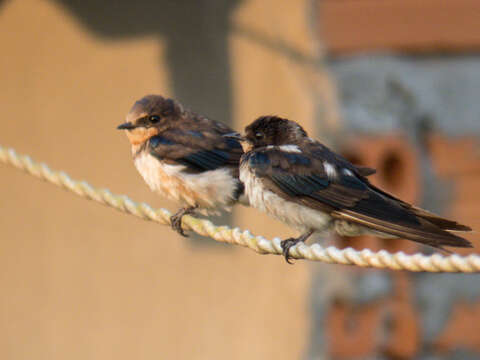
[118,95,245,236]
[230,116,472,263]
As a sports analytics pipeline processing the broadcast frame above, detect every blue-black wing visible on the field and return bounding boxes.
[148,126,243,174]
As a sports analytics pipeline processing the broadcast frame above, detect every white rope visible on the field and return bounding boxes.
[1,144,479,272]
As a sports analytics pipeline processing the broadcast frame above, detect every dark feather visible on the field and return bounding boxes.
[410,210,472,232]
[333,210,472,249]
[366,183,472,232]
[148,124,243,175]
[179,149,231,172]
[355,165,376,177]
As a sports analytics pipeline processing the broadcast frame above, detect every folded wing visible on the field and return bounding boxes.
[148,125,243,174]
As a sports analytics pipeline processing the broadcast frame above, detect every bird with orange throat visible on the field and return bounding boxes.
[118,95,246,236]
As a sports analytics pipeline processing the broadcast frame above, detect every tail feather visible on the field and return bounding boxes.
[367,184,472,233]
[333,210,473,250]
[410,206,472,232]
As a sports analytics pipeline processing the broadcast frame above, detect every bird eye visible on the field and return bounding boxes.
[149,115,160,124]
[255,132,264,139]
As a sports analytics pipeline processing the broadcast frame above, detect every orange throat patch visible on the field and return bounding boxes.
[125,127,159,146]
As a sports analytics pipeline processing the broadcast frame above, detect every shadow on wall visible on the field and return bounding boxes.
[54,0,241,124]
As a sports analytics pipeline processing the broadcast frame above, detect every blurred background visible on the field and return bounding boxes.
[1,0,480,359]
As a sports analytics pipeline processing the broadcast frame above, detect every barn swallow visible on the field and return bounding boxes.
[117,95,245,236]
[230,116,472,263]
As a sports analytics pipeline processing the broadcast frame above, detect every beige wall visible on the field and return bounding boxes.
[0,0,336,359]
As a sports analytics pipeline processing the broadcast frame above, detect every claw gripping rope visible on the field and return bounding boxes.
[1,145,479,272]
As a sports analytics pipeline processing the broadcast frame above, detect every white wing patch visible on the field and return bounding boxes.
[278,145,302,153]
[323,162,337,179]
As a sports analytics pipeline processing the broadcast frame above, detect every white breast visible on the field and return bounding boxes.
[239,162,333,233]
[134,152,239,212]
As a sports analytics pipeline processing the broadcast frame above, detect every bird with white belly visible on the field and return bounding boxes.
[228,115,472,263]
[118,95,245,236]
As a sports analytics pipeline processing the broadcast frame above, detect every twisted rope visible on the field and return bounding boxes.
[1,145,479,272]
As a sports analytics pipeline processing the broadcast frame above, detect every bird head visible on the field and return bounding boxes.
[230,116,308,152]
[117,95,183,145]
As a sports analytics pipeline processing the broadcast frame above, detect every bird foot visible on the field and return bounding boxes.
[280,230,314,264]
[170,206,197,237]
[280,238,303,264]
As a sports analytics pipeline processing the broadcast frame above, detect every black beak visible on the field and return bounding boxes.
[223,132,245,142]
[117,122,136,130]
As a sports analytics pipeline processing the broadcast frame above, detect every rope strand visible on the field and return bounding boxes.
[1,145,479,272]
